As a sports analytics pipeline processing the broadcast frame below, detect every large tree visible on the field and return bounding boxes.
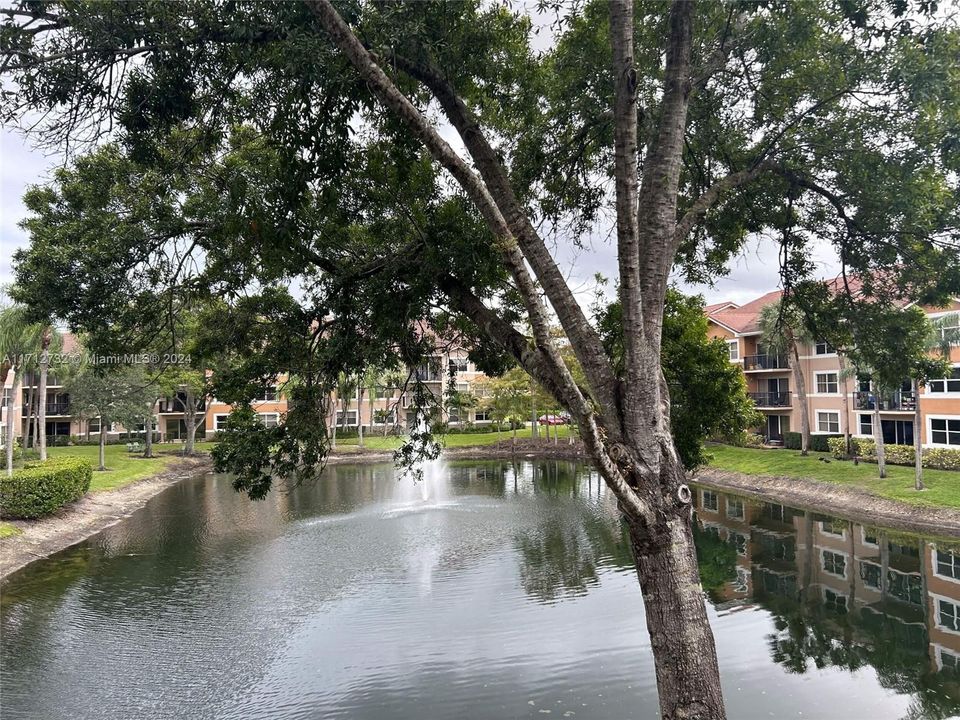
[4,2,960,717]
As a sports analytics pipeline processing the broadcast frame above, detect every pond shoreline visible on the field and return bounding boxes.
[4,442,957,582]
[696,468,960,538]
[1,455,212,583]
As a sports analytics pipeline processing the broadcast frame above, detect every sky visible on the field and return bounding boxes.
[0,124,845,312]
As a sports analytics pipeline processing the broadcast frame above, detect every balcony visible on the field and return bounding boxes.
[749,392,791,408]
[22,402,72,416]
[158,394,206,414]
[854,391,916,412]
[743,354,789,371]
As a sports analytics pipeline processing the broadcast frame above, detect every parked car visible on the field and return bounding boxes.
[537,414,569,425]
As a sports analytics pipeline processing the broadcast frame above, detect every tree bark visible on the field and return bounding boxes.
[184,389,198,455]
[627,508,726,720]
[838,354,850,456]
[358,385,365,448]
[25,382,36,450]
[790,337,810,455]
[144,402,155,458]
[872,393,886,478]
[5,370,22,476]
[912,378,922,490]
[38,326,51,460]
[98,415,106,471]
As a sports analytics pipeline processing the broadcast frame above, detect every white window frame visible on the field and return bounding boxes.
[821,549,848,579]
[857,413,873,437]
[726,498,745,520]
[814,371,840,395]
[928,415,960,448]
[927,363,960,396]
[815,410,841,434]
[933,547,960,584]
[860,527,879,548]
[701,490,718,512]
[334,410,358,427]
[474,409,491,422]
[814,340,836,356]
[726,340,740,362]
[257,412,280,428]
[819,519,846,539]
[859,560,882,590]
[822,586,848,612]
[933,593,960,635]
[214,414,230,432]
[936,644,960,672]
[450,358,470,373]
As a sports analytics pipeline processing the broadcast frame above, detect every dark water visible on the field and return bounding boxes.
[1,460,958,720]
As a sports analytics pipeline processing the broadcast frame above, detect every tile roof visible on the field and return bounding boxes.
[707,289,783,334]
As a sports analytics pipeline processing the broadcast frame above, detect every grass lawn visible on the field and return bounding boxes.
[706,444,960,508]
[334,425,575,452]
[0,522,22,538]
[46,444,194,492]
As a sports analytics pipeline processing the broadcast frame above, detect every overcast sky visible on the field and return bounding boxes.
[0,123,842,310]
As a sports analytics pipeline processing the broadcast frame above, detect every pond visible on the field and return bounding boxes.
[1,459,958,720]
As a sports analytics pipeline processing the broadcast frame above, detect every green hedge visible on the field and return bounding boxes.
[0,457,93,519]
[784,432,842,452]
[830,437,960,471]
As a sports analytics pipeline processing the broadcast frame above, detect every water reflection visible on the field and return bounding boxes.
[1,461,958,719]
[694,487,960,719]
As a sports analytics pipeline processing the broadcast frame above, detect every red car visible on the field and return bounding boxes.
[538,414,569,425]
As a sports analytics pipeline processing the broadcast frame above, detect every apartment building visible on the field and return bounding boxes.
[707,291,960,449]
[1,333,490,448]
[695,488,960,690]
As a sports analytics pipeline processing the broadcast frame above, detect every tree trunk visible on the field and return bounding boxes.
[25,382,35,450]
[357,386,365,448]
[627,511,726,720]
[790,338,810,455]
[531,380,538,439]
[837,354,850,456]
[872,395,886,478]
[98,416,106,471]
[184,390,198,455]
[38,326,51,460]
[331,408,338,448]
[5,370,22,476]
[144,403,155,458]
[912,377,922,491]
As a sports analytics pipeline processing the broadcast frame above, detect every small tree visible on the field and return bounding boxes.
[758,301,814,455]
[0,304,44,475]
[68,365,155,471]
[848,306,940,480]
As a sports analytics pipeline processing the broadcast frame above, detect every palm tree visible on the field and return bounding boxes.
[0,304,44,476]
[758,301,814,455]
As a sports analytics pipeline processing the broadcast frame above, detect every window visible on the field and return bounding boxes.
[88,418,101,433]
[373,409,396,425]
[815,340,836,355]
[335,410,357,427]
[887,571,922,605]
[937,549,960,580]
[815,372,839,394]
[930,418,960,447]
[448,407,461,423]
[858,413,873,436]
[857,378,873,393]
[860,561,882,589]
[730,532,748,556]
[257,413,279,428]
[256,386,278,402]
[938,598,960,632]
[474,410,490,422]
[820,519,846,537]
[817,411,840,434]
[726,498,745,520]
[450,358,469,373]
[862,529,879,546]
[701,490,718,512]
[0,388,9,407]
[929,367,960,394]
[456,382,470,393]
[727,340,739,362]
[941,648,960,674]
[823,588,848,614]
[822,550,846,577]
[214,414,230,431]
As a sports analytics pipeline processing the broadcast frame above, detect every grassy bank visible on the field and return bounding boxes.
[47,444,198,492]
[706,444,960,509]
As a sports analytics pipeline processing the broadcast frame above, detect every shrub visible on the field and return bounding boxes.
[785,432,841,452]
[851,438,960,471]
[0,457,92,519]
[828,437,847,459]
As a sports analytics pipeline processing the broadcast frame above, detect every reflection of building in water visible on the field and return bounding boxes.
[694,487,960,703]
